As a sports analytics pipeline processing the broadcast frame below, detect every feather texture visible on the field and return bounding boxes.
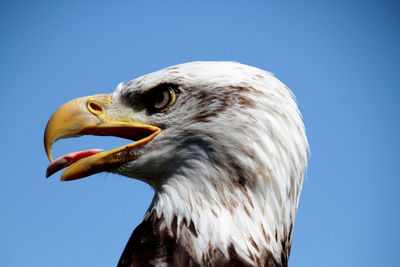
[110,62,308,267]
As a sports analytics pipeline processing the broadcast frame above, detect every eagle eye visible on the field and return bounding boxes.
[143,84,177,112]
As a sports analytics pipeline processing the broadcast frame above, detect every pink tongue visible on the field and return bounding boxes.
[46,149,102,178]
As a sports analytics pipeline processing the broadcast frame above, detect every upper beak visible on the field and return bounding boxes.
[44,94,161,181]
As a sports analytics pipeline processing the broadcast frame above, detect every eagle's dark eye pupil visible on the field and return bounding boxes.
[143,85,177,112]
[154,89,171,109]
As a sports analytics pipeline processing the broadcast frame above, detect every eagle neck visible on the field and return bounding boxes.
[146,157,290,267]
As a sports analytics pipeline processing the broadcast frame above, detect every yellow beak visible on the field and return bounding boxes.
[44,94,161,181]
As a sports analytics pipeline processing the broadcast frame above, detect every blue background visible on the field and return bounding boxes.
[1,1,399,266]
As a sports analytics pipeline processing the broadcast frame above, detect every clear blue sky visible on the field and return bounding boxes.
[1,1,399,266]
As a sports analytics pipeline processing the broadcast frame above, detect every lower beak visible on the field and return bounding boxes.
[44,94,161,181]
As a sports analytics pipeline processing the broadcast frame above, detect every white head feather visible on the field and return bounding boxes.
[111,61,308,265]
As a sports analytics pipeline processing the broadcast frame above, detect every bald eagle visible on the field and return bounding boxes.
[44,62,308,267]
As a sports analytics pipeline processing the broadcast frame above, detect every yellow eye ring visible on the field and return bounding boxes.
[165,87,176,108]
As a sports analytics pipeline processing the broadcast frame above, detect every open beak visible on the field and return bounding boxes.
[44,94,161,181]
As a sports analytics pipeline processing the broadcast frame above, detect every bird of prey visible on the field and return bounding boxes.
[44,61,308,267]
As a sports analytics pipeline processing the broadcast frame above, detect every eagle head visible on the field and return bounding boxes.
[44,61,308,267]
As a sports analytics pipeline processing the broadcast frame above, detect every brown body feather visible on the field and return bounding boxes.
[117,211,284,267]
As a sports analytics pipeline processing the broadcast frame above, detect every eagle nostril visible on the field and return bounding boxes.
[87,101,103,115]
